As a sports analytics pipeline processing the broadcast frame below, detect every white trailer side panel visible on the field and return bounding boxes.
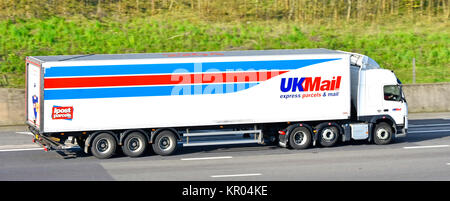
[38,53,350,132]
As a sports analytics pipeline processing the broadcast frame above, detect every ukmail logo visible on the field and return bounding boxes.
[52,106,73,120]
[280,76,342,92]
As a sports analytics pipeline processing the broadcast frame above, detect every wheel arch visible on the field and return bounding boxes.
[314,121,343,146]
[119,129,151,146]
[150,128,182,144]
[360,115,397,142]
[285,123,314,147]
[371,116,397,136]
[315,122,343,134]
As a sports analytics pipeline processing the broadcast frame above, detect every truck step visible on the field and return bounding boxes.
[182,139,259,147]
[183,129,262,137]
[181,128,263,147]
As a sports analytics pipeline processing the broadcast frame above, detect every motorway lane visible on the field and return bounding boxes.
[0,118,449,180]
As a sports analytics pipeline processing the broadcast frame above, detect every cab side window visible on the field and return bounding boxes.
[383,85,402,101]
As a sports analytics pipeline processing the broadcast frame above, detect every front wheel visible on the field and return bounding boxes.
[373,122,393,145]
[152,130,178,156]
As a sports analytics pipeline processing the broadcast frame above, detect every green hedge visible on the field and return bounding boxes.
[0,16,448,88]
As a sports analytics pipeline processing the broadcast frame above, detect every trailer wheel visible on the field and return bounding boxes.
[374,122,393,145]
[90,133,117,159]
[289,127,312,150]
[319,126,339,147]
[122,132,148,157]
[152,130,178,156]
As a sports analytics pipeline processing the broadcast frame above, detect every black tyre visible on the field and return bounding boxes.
[122,132,148,157]
[152,130,178,156]
[319,126,339,147]
[373,122,393,145]
[288,127,312,149]
[90,133,117,159]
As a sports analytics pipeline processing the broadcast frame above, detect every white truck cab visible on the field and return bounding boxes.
[349,53,408,139]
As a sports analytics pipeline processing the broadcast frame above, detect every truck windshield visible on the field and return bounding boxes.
[366,57,381,69]
[384,85,402,101]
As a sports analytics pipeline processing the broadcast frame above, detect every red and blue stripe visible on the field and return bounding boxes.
[43,58,339,100]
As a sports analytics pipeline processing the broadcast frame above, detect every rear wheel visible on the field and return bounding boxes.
[90,133,117,159]
[319,126,339,147]
[288,127,312,150]
[122,132,147,157]
[152,130,178,156]
[374,122,393,145]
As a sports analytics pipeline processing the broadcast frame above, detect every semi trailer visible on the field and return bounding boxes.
[26,49,408,159]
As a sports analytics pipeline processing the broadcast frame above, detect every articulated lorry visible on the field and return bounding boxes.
[26,49,408,159]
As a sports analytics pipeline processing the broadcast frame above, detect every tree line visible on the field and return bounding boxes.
[0,0,448,22]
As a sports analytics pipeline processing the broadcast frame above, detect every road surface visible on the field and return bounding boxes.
[0,117,449,181]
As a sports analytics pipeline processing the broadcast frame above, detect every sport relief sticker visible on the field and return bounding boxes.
[52,106,73,120]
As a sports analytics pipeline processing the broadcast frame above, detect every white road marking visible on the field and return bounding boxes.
[0,144,43,152]
[0,143,78,152]
[408,130,450,133]
[0,148,44,152]
[403,145,450,149]
[409,123,450,127]
[181,156,233,161]
[15,131,33,136]
[211,173,262,178]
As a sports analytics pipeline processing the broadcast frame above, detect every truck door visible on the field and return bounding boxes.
[382,85,406,126]
[26,61,42,129]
